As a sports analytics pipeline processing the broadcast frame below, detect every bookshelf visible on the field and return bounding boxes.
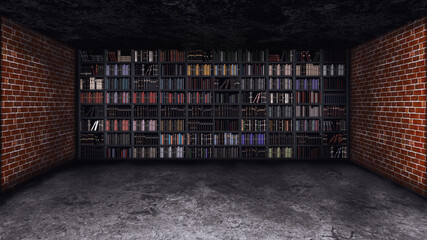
[78,49,348,160]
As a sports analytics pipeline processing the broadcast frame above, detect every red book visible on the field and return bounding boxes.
[114,120,118,131]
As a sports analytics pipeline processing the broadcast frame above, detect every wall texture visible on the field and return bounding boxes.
[0,17,76,191]
[350,17,427,197]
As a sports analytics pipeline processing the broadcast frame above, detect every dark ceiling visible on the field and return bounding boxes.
[0,0,426,50]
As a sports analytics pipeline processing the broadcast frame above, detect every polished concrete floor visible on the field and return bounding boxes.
[0,161,426,240]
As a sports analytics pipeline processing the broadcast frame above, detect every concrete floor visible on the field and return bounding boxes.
[0,161,426,240]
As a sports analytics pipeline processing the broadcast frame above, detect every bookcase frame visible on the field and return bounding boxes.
[77,49,349,160]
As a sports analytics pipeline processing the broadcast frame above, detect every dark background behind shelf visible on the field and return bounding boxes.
[0,0,426,49]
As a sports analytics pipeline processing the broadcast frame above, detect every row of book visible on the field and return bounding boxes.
[134,147,157,158]
[323,64,345,76]
[82,119,345,134]
[159,50,185,62]
[83,106,345,120]
[242,148,267,158]
[296,50,320,62]
[81,133,103,145]
[105,78,130,90]
[324,93,346,104]
[135,64,158,76]
[82,49,344,63]
[107,106,131,117]
[188,120,213,131]
[215,92,240,104]
[161,78,185,90]
[106,133,131,145]
[80,146,104,158]
[324,133,347,145]
[241,78,266,90]
[215,106,239,117]
[134,119,157,131]
[81,120,103,131]
[214,64,239,76]
[189,78,214,90]
[295,78,320,90]
[213,133,239,145]
[268,106,293,118]
[80,51,104,62]
[161,64,185,75]
[324,120,346,131]
[242,92,266,103]
[243,50,266,62]
[269,120,293,131]
[135,77,158,90]
[187,147,213,158]
[133,92,157,104]
[135,50,157,62]
[297,134,322,145]
[159,92,185,104]
[296,147,319,158]
[215,120,239,131]
[81,106,103,118]
[107,147,130,158]
[160,133,185,145]
[295,91,321,103]
[80,92,103,104]
[242,64,265,76]
[160,119,185,131]
[106,64,130,76]
[328,146,347,158]
[106,119,130,131]
[80,77,103,90]
[295,120,320,132]
[268,147,293,158]
[187,133,214,145]
[241,133,266,145]
[80,64,104,76]
[188,50,212,62]
[295,106,321,117]
[108,50,131,62]
[189,106,213,117]
[187,92,213,104]
[106,92,131,104]
[187,64,212,76]
[296,64,320,76]
[268,64,292,76]
[268,50,293,62]
[159,146,185,158]
[82,78,345,92]
[135,106,157,117]
[161,106,185,117]
[324,78,345,89]
[241,119,266,131]
[135,133,158,145]
[269,133,293,145]
[269,78,292,90]
[323,106,346,117]
[242,106,266,117]
[269,92,292,104]
[81,146,346,159]
[160,147,185,158]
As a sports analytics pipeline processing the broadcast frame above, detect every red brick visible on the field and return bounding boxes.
[350,17,427,198]
[1,17,75,192]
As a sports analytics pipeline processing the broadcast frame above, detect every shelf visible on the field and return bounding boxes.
[78,49,349,160]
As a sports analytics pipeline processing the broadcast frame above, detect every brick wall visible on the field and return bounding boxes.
[350,17,427,197]
[0,17,76,191]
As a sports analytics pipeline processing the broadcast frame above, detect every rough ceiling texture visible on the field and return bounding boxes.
[0,0,426,50]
